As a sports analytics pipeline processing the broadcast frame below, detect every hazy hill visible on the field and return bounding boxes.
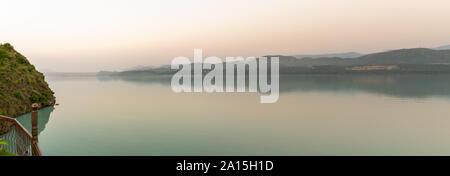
[99,47,450,76]
[434,45,450,50]
[267,48,450,67]
[293,52,362,59]
[350,48,450,65]
[265,55,350,67]
[0,43,55,117]
[124,65,157,71]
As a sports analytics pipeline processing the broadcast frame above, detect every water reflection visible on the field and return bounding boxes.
[16,107,54,135]
[97,74,171,85]
[38,73,450,155]
[97,74,450,99]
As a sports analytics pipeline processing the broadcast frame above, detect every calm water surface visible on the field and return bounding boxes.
[16,74,450,155]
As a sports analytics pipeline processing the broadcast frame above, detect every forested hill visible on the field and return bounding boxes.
[0,43,55,117]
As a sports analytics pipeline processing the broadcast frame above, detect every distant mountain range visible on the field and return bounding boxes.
[99,45,450,76]
[271,48,450,67]
[434,45,450,50]
[293,52,362,59]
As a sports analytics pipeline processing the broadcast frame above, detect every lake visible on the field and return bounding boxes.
[16,73,450,155]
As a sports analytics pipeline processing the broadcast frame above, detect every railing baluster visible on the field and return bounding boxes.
[0,113,42,156]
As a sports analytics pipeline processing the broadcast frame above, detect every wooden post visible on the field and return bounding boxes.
[31,103,40,156]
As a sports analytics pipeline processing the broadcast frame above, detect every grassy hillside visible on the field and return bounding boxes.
[0,43,55,117]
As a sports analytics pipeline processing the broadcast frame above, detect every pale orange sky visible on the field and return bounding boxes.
[1,0,450,72]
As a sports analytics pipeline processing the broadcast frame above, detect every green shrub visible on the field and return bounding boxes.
[41,92,48,98]
[39,93,48,102]
[2,43,14,50]
[0,108,5,116]
[0,138,14,156]
[26,66,34,72]
[9,62,18,71]
[29,93,49,103]
[13,91,22,99]
[29,94,39,103]
[16,54,28,64]
[0,149,14,156]
[0,138,7,146]
[0,48,10,60]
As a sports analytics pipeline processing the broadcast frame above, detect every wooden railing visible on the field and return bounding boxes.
[0,107,42,156]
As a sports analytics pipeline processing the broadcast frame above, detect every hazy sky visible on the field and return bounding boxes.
[1,0,450,72]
